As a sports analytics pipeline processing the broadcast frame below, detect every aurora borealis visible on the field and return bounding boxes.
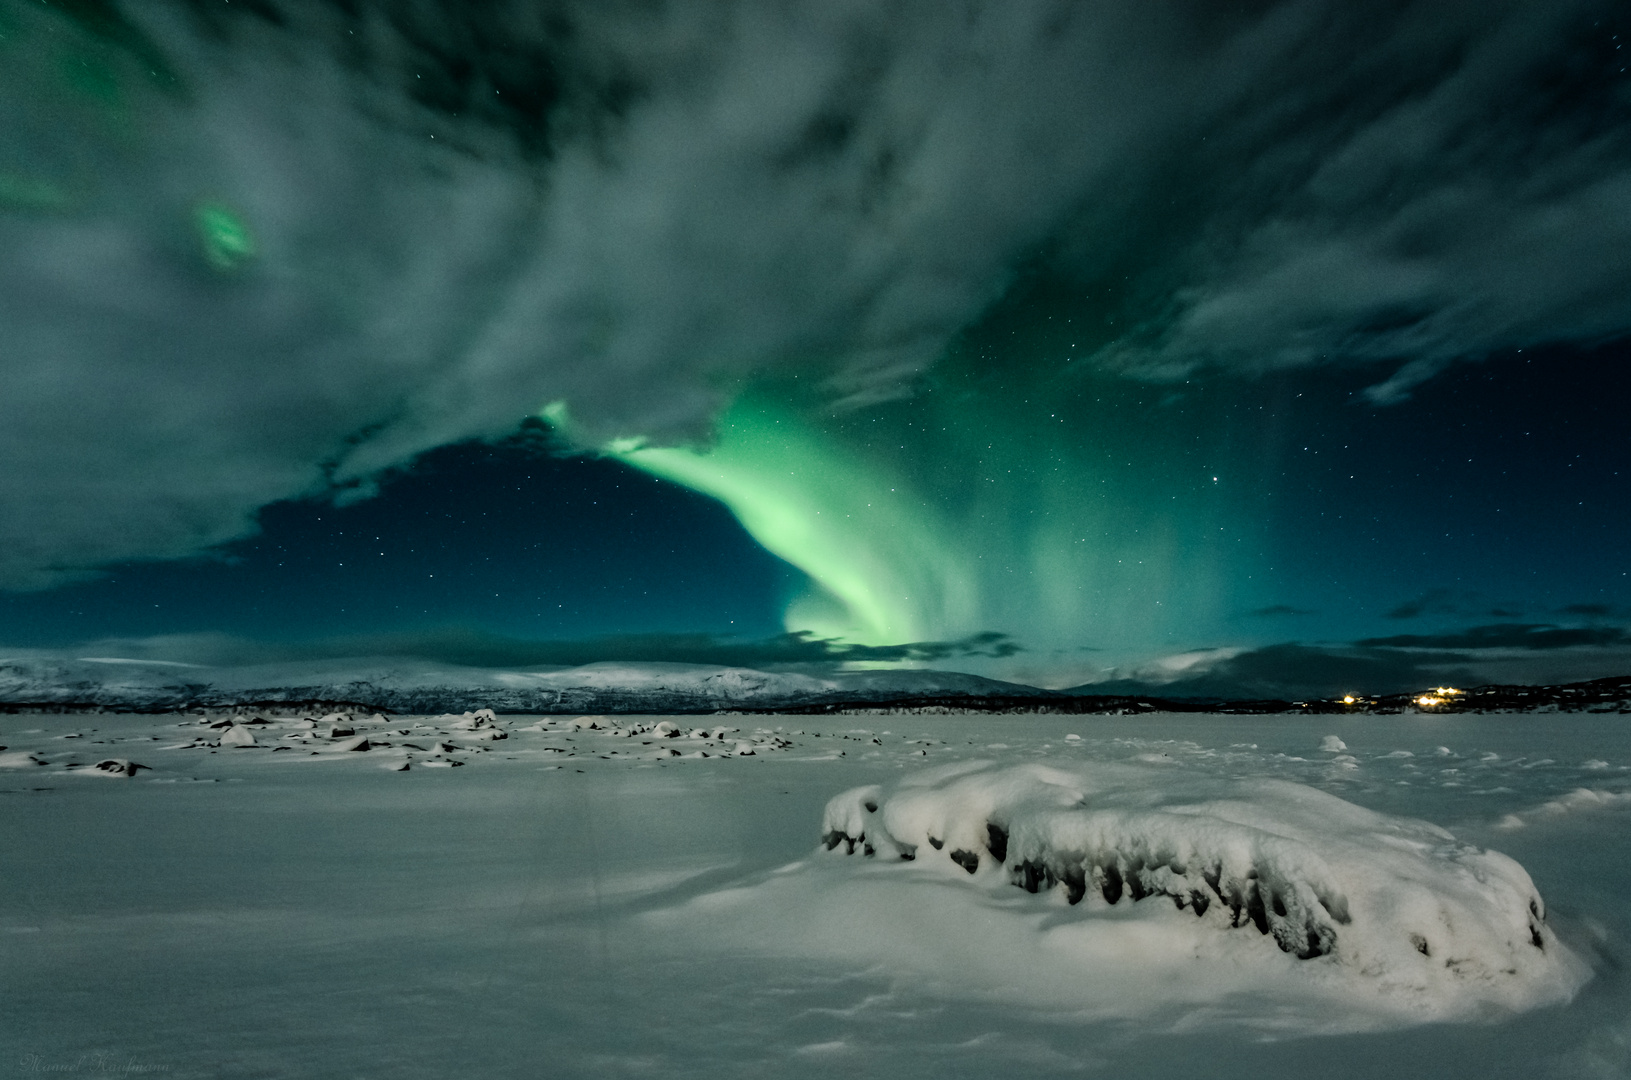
[2,0,1629,694]
[608,312,1630,690]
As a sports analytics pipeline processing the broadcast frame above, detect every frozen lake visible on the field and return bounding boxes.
[4,709,1630,1078]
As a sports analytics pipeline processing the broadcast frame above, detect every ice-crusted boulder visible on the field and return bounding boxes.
[821,762,1576,997]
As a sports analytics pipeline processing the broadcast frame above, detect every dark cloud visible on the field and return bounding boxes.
[1359,623,1630,651]
[1383,590,1526,621]
[3,0,1630,587]
[1249,605,1316,617]
[1385,588,1474,619]
[1561,603,1617,617]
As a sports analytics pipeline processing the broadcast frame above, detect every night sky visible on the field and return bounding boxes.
[2,0,1628,694]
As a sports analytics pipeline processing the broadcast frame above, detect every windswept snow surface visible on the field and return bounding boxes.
[2,710,1630,1078]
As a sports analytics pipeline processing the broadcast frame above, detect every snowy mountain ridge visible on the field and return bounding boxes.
[3,654,1627,714]
[0,655,1054,714]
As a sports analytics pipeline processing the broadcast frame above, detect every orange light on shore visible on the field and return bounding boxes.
[1343,694,1357,705]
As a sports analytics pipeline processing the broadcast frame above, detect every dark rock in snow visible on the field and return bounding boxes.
[92,759,150,777]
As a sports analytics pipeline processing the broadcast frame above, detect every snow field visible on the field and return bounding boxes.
[0,708,804,777]
[4,710,1631,1076]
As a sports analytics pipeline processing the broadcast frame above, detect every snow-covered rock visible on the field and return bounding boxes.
[89,758,150,777]
[219,725,257,747]
[818,762,1583,1012]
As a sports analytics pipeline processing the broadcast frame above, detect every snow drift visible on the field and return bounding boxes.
[647,758,1588,1034]
[813,762,1583,1021]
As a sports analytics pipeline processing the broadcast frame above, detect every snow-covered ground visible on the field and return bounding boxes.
[3,709,1630,1078]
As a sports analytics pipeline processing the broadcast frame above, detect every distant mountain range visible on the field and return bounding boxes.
[1,655,1627,715]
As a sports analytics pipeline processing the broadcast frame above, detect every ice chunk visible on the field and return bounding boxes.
[219,725,257,747]
[1320,735,1347,753]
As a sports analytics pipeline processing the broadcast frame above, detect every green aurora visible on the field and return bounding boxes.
[584,291,1279,683]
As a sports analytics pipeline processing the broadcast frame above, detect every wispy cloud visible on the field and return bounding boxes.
[1386,589,1476,620]
[1359,624,1630,651]
[1560,603,1621,617]
[3,0,1629,589]
[1249,605,1316,618]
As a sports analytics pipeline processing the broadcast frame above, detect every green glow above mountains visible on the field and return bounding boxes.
[612,397,971,647]
[592,291,1274,680]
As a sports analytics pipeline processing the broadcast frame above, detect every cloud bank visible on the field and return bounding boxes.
[2,0,1628,587]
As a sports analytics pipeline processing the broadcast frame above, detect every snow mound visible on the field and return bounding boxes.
[219,724,257,747]
[815,761,1584,1020]
[1496,787,1631,830]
